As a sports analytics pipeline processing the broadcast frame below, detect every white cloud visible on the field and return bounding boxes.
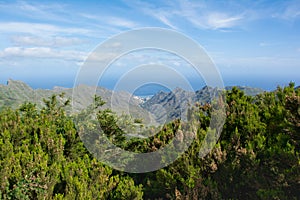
[0,1,137,41]
[87,51,119,62]
[81,13,138,29]
[17,1,65,14]
[123,0,244,30]
[0,47,87,61]
[0,1,72,23]
[184,11,243,30]
[0,22,92,37]
[10,36,86,47]
[123,0,300,31]
[206,13,243,29]
[108,17,137,28]
[152,13,178,30]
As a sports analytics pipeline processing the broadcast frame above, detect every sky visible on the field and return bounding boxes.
[0,0,300,91]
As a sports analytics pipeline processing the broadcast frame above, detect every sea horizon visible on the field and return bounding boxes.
[1,76,299,97]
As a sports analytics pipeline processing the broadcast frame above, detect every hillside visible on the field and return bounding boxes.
[141,85,264,123]
[0,79,152,121]
[0,80,265,125]
[0,83,298,199]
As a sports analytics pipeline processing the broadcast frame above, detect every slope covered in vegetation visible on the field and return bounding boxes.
[0,83,299,199]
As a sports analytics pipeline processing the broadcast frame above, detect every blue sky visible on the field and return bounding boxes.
[0,0,299,90]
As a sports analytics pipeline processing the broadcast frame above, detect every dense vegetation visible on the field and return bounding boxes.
[0,84,299,199]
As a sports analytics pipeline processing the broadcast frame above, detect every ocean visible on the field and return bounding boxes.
[1,75,299,96]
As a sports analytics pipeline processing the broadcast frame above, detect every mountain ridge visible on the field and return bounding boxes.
[0,80,150,121]
[0,80,265,124]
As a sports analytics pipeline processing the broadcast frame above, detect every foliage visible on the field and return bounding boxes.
[0,94,142,199]
[0,84,299,199]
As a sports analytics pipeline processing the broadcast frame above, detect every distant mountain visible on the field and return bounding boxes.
[0,79,151,121]
[141,86,264,123]
[141,88,194,123]
[194,86,221,103]
[133,83,171,96]
[0,79,39,108]
[225,86,264,96]
[0,80,264,125]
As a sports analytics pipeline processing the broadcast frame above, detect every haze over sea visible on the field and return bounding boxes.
[0,74,297,96]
